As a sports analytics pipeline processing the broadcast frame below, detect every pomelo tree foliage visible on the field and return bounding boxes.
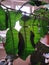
[0,6,49,60]
[18,8,49,59]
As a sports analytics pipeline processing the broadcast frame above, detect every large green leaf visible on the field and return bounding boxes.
[5,29,19,55]
[19,15,35,60]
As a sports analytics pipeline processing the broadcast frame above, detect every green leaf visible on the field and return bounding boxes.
[0,6,6,30]
[5,29,19,55]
